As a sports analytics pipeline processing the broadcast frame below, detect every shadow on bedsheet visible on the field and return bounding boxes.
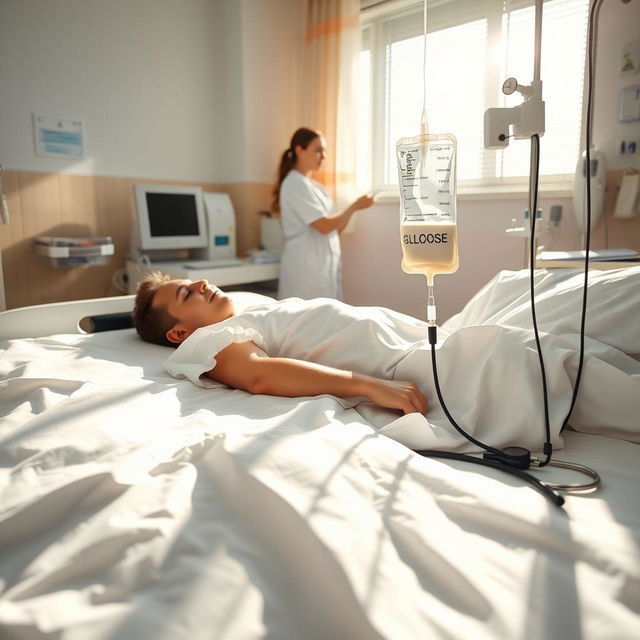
[524,513,580,640]
[102,440,387,640]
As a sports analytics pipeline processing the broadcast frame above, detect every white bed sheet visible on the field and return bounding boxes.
[1,269,639,639]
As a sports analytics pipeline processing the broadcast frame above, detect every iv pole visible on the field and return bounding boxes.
[482,0,601,489]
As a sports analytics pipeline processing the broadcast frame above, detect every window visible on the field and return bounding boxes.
[358,0,589,193]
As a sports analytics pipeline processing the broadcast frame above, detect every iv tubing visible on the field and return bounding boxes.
[559,0,603,433]
[527,133,553,467]
[414,450,564,506]
[420,0,428,136]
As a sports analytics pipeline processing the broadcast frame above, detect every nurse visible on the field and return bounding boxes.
[272,127,374,299]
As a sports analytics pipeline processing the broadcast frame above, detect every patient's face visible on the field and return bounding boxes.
[153,279,236,344]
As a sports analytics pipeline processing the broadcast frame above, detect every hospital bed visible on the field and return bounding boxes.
[1,267,639,640]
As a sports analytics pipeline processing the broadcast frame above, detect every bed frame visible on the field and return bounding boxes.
[0,295,134,340]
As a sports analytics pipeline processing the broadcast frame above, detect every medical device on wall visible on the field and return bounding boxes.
[613,171,640,218]
[572,146,606,232]
[129,184,237,263]
[35,236,115,268]
[0,164,9,225]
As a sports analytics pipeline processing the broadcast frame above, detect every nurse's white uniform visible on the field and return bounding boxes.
[277,169,342,299]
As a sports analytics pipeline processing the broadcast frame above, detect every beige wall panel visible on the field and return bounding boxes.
[0,170,30,308]
[57,174,103,301]
[223,182,273,257]
[95,176,135,296]
[17,172,71,306]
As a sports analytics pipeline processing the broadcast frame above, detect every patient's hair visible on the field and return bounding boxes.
[271,127,321,213]
[133,272,179,348]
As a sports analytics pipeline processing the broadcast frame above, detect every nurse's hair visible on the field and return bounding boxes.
[133,271,179,348]
[271,127,321,213]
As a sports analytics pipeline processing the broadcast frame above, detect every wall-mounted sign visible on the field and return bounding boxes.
[33,114,84,159]
[621,39,640,75]
[619,85,640,122]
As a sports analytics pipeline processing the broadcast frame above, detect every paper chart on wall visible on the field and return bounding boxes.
[33,114,85,159]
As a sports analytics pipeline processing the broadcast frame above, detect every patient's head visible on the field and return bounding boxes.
[133,272,236,347]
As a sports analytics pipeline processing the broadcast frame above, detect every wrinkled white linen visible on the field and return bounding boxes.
[1,267,639,640]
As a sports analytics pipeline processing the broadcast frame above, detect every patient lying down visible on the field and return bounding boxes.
[133,270,640,452]
[133,272,429,415]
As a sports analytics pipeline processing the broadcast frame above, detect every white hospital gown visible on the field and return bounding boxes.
[164,297,431,388]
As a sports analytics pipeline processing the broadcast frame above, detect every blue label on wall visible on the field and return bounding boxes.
[214,236,230,246]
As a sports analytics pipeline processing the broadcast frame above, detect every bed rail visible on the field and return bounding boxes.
[0,295,134,340]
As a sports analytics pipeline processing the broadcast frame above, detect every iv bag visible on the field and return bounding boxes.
[396,133,459,286]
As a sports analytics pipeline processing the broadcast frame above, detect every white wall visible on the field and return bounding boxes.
[240,0,303,184]
[0,0,302,185]
[0,0,234,182]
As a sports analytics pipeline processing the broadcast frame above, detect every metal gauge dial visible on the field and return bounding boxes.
[502,77,518,95]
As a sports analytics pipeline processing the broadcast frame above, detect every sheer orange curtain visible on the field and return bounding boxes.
[301,0,361,209]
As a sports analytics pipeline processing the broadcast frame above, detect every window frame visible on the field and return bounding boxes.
[359,0,586,199]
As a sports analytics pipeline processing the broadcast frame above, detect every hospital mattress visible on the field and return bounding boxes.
[0,267,639,639]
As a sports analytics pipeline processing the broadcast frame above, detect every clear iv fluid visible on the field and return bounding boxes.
[396,133,459,286]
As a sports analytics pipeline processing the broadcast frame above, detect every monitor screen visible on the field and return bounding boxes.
[146,193,200,237]
[134,184,208,251]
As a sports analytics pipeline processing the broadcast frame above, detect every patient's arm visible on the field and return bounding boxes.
[205,340,427,415]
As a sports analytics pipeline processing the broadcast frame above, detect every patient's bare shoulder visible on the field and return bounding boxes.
[204,340,267,388]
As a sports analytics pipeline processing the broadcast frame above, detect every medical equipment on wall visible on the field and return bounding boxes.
[573,146,607,233]
[400,0,605,507]
[34,236,115,268]
[613,170,640,218]
[505,206,563,267]
[0,164,9,225]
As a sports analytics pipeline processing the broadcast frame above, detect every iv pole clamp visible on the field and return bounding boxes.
[484,77,546,149]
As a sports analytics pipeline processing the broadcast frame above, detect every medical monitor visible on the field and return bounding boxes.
[134,184,208,251]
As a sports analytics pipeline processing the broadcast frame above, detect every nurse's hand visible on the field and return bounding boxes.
[364,378,428,415]
[352,194,375,211]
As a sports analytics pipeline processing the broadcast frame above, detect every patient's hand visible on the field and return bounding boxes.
[364,378,427,415]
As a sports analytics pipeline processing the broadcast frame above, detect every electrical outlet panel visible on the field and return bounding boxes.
[618,139,638,154]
